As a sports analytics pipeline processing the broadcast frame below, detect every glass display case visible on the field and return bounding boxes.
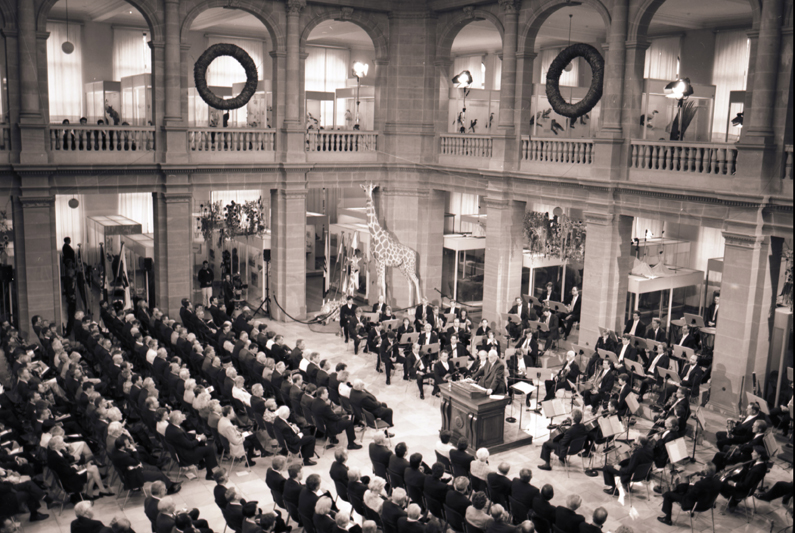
[120,233,153,303]
[188,86,232,127]
[335,84,374,130]
[442,234,485,305]
[121,74,153,125]
[723,90,745,142]
[305,91,336,130]
[528,84,601,139]
[84,81,121,124]
[447,88,499,134]
[640,79,715,142]
[230,80,272,128]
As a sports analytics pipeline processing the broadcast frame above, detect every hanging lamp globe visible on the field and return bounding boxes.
[62,41,75,54]
[68,198,79,209]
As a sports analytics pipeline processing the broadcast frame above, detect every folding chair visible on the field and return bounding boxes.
[562,437,588,477]
[435,451,453,474]
[444,504,466,533]
[113,463,144,510]
[424,494,445,521]
[509,497,530,525]
[362,408,392,444]
[626,462,654,506]
[674,491,719,533]
[218,433,251,475]
[464,522,485,533]
[334,480,350,503]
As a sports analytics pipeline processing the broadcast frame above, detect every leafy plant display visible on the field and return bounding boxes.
[523,211,586,264]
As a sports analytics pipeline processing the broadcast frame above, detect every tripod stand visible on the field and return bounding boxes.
[252,257,271,318]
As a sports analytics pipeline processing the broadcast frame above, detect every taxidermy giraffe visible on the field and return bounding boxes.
[360,183,422,306]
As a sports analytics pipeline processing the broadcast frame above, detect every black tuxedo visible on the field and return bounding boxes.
[382,501,407,531]
[418,331,439,346]
[350,388,393,425]
[164,423,218,474]
[445,490,471,518]
[555,507,585,533]
[540,423,589,464]
[340,304,358,341]
[661,474,722,518]
[543,362,580,401]
[582,369,616,409]
[515,334,539,368]
[311,397,356,443]
[510,479,539,509]
[369,443,393,477]
[623,318,646,338]
[646,327,666,342]
[720,462,767,504]
[603,445,654,487]
[487,472,512,507]
[423,476,450,502]
[273,416,316,460]
[532,496,557,526]
[414,304,432,329]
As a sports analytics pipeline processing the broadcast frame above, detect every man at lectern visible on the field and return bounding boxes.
[470,351,506,394]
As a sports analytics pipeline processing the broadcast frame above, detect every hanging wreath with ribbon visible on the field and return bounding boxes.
[545,43,605,119]
[194,43,259,110]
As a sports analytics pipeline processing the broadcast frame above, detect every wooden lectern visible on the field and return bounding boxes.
[439,381,510,450]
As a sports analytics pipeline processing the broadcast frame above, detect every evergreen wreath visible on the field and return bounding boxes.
[545,43,604,119]
[194,43,259,110]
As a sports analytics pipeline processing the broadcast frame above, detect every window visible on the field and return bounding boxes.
[47,22,83,123]
[206,36,266,86]
[540,48,578,87]
[711,31,750,141]
[113,28,151,80]
[305,46,350,127]
[644,36,681,80]
[453,55,486,89]
[118,193,154,234]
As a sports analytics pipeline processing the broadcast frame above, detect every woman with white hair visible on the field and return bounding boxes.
[193,389,212,418]
[71,501,106,533]
[183,379,197,405]
[207,400,223,429]
[47,436,111,500]
[469,448,494,481]
[364,476,387,513]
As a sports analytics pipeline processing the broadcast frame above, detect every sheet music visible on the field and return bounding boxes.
[541,399,568,418]
[598,416,624,438]
[625,392,640,414]
[511,381,536,395]
[665,437,689,463]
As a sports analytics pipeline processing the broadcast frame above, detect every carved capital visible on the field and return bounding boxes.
[624,38,651,51]
[1,27,18,39]
[722,231,764,249]
[163,193,192,204]
[483,197,509,210]
[286,0,306,15]
[340,7,354,20]
[584,211,615,226]
[19,196,55,209]
[381,186,429,198]
[498,0,518,14]
[463,6,475,19]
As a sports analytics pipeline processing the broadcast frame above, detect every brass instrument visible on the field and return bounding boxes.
[727,418,737,432]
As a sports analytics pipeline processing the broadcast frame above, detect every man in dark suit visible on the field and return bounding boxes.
[705,292,720,328]
[539,409,588,471]
[715,402,764,450]
[615,335,639,367]
[282,464,304,508]
[652,418,681,468]
[579,508,608,533]
[414,297,432,332]
[330,449,349,487]
[109,435,181,494]
[539,308,560,350]
[403,453,427,502]
[515,328,539,369]
[645,318,666,342]
[555,495,585,533]
[449,438,474,475]
[347,309,367,355]
[349,379,394,426]
[397,504,426,533]
[602,436,654,495]
[418,323,438,347]
[623,310,646,338]
[472,351,506,394]
[487,463,513,508]
[339,297,357,343]
[445,477,471,517]
[511,468,539,510]
[71,502,106,533]
[666,354,703,397]
[274,406,317,465]
[720,447,768,509]
[657,463,722,525]
[327,363,345,405]
[581,359,616,410]
[637,347,671,401]
[347,468,369,501]
[532,484,557,526]
[423,463,451,502]
[560,287,581,340]
[507,297,531,340]
[372,296,387,316]
[369,432,393,477]
[311,387,361,450]
[288,340,305,371]
[388,443,411,483]
[543,351,580,402]
[677,325,700,351]
[382,489,409,532]
[711,420,766,471]
[163,411,218,480]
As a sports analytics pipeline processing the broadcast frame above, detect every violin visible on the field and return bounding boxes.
[718,459,755,483]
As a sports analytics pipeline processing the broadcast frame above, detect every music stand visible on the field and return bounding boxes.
[420,343,440,357]
[624,359,646,378]
[672,345,694,360]
[690,408,706,462]
[683,313,705,329]
[528,369,553,415]
[400,332,419,345]
[510,381,536,428]
[528,296,542,307]
[573,344,595,360]
[666,437,691,476]
[598,349,619,366]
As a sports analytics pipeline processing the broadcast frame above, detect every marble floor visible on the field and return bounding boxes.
[19,315,793,533]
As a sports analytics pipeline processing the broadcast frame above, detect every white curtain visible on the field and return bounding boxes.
[447,192,480,233]
[540,48,579,87]
[55,195,85,248]
[211,190,263,207]
[305,46,350,127]
[452,55,485,89]
[644,36,681,80]
[492,56,502,91]
[113,28,151,81]
[207,36,266,86]
[632,217,665,241]
[118,193,154,234]
[47,22,83,123]
[690,227,725,273]
[711,31,750,141]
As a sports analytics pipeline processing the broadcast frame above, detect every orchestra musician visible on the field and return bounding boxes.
[446,318,470,346]
[397,318,414,340]
[656,462,721,526]
[368,323,385,367]
[560,287,581,341]
[406,343,432,400]
[582,359,616,411]
[711,420,766,471]
[595,331,617,357]
[458,309,473,335]
[539,308,560,351]
[583,399,621,453]
[380,332,405,386]
[719,446,768,510]
[506,297,533,340]
[443,300,462,319]
[372,295,387,316]
[704,291,720,328]
[339,297,358,343]
[536,282,559,315]
[602,436,653,498]
[429,305,447,333]
[543,351,579,402]
[615,335,639,369]
[418,323,439,347]
[715,402,765,451]
[623,310,646,338]
[432,351,456,396]
[478,330,501,356]
[636,346,671,402]
[446,334,469,360]
[677,324,700,351]
[651,417,681,468]
[538,409,588,471]
[515,327,539,369]
[475,319,491,337]
[471,350,506,394]
[665,354,703,398]
[414,297,432,331]
[646,318,666,343]
[468,350,488,377]
[614,374,632,417]
[346,308,368,355]
[649,387,690,437]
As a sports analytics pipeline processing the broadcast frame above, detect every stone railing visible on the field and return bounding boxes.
[187,128,276,152]
[521,137,594,165]
[440,134,493,158]
[49,124,155,152]
[305,130,378,153]
[784,144,793,180]
[630,140,738,175]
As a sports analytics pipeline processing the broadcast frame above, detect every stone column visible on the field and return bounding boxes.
[162,0,187,162]
[17,0,46,164]
[379,186,444,309]
[579,212,633,342]
[735,0,784,185]
[180,43,192,123]
[2,28,20,162]
[152,191,193,318]
[372,59,389,134]
[492,0,519,171]
[270,50,286,146]
[149,41,166,161]
[13,194,61,338]
[514,51,536,158]
[482,197,526,330]
[710,233,774,415]
[739,31,759,143]
[283,0,306,159]
[270,178,308,320]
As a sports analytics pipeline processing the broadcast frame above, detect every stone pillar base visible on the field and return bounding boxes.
[162,125,189,164]
[270,186,307,320]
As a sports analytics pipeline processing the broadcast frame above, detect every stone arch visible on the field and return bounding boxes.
[436,9,505,60]
[518,0,610,54]
[180,0,284,53]
[299,8,388,61]
[37,0,161,41]
[628,0,761,42]
[0,0,13,31]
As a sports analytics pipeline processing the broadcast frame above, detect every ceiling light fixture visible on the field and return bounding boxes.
[452,70,473,133]
[352,62,369,128]
[62,0,74,54]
